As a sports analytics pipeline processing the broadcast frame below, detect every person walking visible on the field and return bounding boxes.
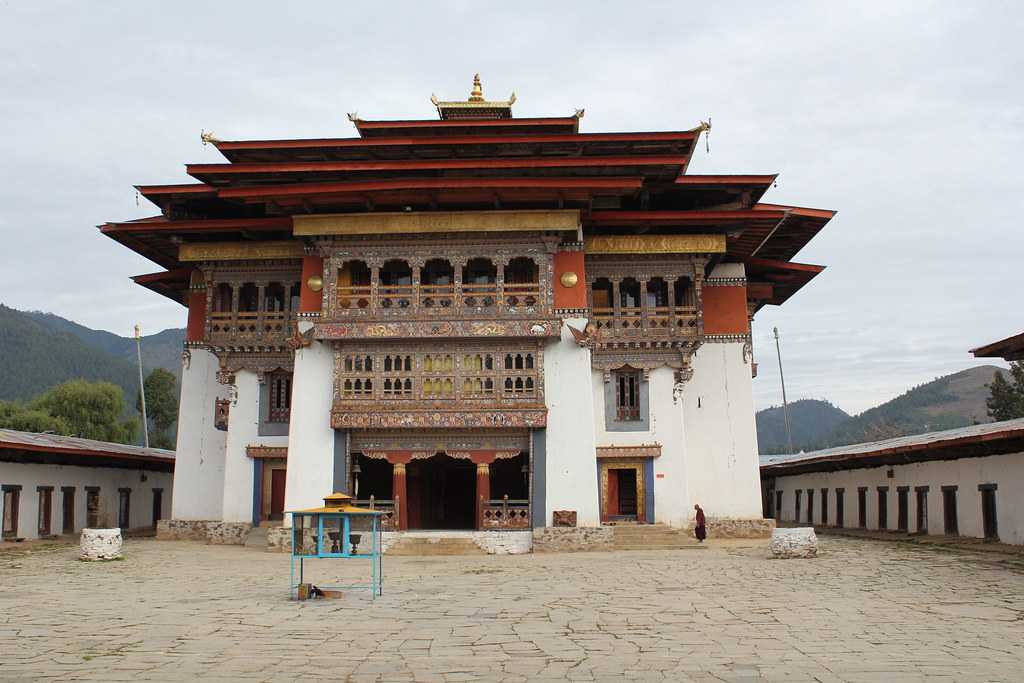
[694,504,707,542]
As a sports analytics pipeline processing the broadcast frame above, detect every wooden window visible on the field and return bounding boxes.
[795,490,802,523]
[86,488,100,528]
[806,489,815,524]
[979,484,998,541]
[268,372,292,422]
[37,486,53,537]
[835,488,845,528]
[942,486,958,535]
[876,489,892,532]
[2,485,21,539]
[820,488,829,525]
[857,487,867,528]
[118,489,131,529]
[62,487,75,534]
[614,370,642,421]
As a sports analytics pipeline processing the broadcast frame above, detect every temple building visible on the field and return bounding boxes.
[102,76,834,549]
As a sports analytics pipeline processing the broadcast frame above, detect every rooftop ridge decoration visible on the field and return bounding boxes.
[431,74,516,120]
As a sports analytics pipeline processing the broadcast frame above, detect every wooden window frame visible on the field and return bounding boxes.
[37,486,53,537]
[614,370,642,422]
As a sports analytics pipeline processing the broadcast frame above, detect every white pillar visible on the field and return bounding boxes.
[221,370,259,522]
[171,347,227,520]
[284,330,337,519]
[543,318,601,526]
[683,341,763,518]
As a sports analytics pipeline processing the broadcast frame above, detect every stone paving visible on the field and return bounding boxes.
[2,536,1024,681]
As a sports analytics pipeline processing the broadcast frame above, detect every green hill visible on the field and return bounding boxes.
[0,304,184,405]
[757,365,1008,454]
[756,399,850,454]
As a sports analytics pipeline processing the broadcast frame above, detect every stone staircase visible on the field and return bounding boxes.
[610,523,703,551]
[244,524,278,550]
[386,535,486,556]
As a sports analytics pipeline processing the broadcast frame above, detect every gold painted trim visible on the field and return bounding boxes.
[294,210,580,237]
[584,234,726,255]
[598,459,646,523]
[179,241,305,262]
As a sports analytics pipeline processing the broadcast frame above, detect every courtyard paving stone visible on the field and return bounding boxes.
[1,536,1023,681]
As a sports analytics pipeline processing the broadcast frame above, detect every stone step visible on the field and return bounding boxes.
[244,526,268,549]
[386,537,486,556]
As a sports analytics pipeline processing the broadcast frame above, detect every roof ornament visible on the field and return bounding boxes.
[469,73,484,101]
[346,112,360,123]
[200,129,220,146]
[690,117,712,153]
[574,108,585,119]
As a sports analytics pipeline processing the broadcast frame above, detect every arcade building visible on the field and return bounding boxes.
[102,77,834,549]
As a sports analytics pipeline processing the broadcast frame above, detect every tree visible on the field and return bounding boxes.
[987,363,1024,421]
[31,380,137,443]
[136,368,178,450]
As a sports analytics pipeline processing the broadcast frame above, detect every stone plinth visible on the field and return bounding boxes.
[683,517,776,539]
[156,519,212,541]
[533,526,613,552]
[770,527,818,558]
[80,528,123,561]
[205,522,252,545]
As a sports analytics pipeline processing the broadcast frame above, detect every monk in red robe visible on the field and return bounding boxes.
[694,504,707,542]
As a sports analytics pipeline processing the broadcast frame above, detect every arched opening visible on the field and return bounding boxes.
[591,277,613,327]
[421,258,454,309]
[238,283,259,313]
[263,282,286,312]
[462,258,497,308]
[619,278,641,330]
[337,260,371,310]
[212,283,233,313]
[505,257,539,307]
[380,259,413,308]
[646,278,670,328]
[673,277,695,308]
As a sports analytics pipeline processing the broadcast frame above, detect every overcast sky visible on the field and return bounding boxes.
[1,1,1020,415]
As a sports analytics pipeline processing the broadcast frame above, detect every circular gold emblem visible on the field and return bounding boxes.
[306,275,324,292]
[560,271,579,288]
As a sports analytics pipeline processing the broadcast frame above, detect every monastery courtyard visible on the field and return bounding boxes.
[2,538,1023,682]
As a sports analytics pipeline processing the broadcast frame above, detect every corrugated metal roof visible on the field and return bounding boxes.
[0,428,175,462]
[759,418,1024,468]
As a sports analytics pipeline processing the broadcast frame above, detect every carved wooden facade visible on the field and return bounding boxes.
[200,261,303,350]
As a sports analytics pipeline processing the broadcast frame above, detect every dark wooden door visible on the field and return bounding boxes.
[981,489,998,540]
[857,489,866,528]
[836,490,845,527]
[916,490,927,534]
[151,489,163,526]
[38,489,52,536]
[943,489,958,535]
[62,488,75,534]
[2,489,18,538]
[270,470,287,521]
[897,489,908,531]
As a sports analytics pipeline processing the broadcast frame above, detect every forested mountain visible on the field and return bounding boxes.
[0,304,184,403]
[757,365,1008,454]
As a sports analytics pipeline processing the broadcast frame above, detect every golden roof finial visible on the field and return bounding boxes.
[469,73,484,102]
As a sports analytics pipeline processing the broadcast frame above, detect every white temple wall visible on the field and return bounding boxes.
[0,461,172,539]
[284,335,337,520]
[682,341,763,518]
[171,347,227,520]
[543,318,601,526]
[592,366,691,526]
[771,452,1024,544]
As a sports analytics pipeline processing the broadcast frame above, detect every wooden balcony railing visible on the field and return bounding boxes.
[328,281,547,319]
[592,306,699,338]
[353,497,398,531]
[480,496,530,529]
[337,285,372,310]
[208,310,296,344]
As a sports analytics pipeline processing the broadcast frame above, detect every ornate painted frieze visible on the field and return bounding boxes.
[584,234,726,255]
[596,444,662,459]
[331,407,547,430]
[214,350,294,381]
[350,429,530,453]
[246,446,288,459]
[316,318,560,341]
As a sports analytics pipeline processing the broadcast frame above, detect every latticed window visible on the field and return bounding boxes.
[614,370,642,421]
[268,372,292,422]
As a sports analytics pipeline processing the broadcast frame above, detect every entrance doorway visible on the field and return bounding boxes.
[599,462,646,523]
[407,454,475,530]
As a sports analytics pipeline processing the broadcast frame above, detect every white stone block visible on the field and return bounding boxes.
[769,527,818,559]
[79,528,123,561]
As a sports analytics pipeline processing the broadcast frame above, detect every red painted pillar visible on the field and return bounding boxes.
[392,463,408,531]
[386,452,412,531]
[470,451,497,530]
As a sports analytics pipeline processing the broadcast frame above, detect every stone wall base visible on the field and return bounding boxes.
[532,526,614,552]
[265,528,532,554]
[156,519,252,545]
[682,517,776,539]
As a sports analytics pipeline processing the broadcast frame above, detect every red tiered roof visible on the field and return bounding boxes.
[102,80,835,308]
